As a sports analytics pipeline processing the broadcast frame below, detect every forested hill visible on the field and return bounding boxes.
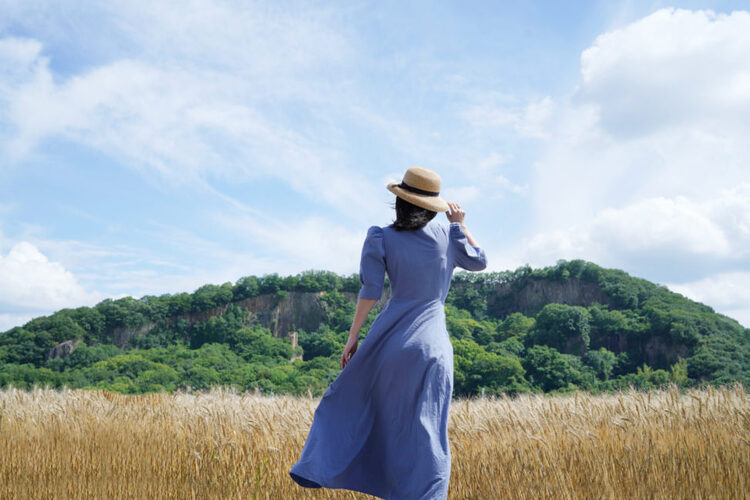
[1,260,748,396]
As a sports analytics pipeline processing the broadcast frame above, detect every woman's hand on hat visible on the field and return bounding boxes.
[446,202,465,224]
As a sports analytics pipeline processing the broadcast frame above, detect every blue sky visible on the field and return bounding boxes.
[1,0,749,330]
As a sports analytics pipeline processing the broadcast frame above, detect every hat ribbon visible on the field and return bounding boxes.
[398,181,439,197]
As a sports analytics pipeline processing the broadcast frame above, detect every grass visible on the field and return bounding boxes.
[0,383,747,499]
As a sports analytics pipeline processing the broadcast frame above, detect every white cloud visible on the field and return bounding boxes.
[460,95,555,139]
[0,36,43,84]
[578,8,750,137]
[1,3,748,331]
[515,96,555,138]
[516,186,750,273]
[520,9,750,262]
[0,2,383,222]
[111,0,351,75]
[591,194,739,258]
[668,272,750,328]
[440,152,526,203]
[0,49,378,217]
[494,9,750,326]
[214,212,365,276]
[476,152,509,172]
[461,102,517,129]
[532,8,750,231]
[442,186,480,204]
[0,241,103,320]
[0,313,36,332]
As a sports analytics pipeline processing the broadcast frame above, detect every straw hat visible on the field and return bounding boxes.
[387,166,450,212]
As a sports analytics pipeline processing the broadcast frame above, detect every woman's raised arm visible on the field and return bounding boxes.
[446,201,480,247]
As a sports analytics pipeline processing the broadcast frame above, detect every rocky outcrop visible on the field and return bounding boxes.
[106,290,390,348]
[592,331,691,370]
[46,339,82,361]
[238,292,334,338]
[112,323,157,348]
[36,278,696,371]
[289,331,303,362]
[485,278,613,319]
[642,336,691,369]
[104,280,609,348]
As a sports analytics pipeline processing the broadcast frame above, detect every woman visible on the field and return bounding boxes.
[289,166,487,499]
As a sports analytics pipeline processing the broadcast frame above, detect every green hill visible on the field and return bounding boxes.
[1,260,747,396]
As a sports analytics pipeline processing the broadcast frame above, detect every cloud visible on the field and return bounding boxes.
[668,272,750,328]
[2,3,748,332]
[531,8,750,230]
[516,185,750,281]
[0,313,36,333]
[0,48,378,216]
[590,189,748,259]
[488,9,750,328]
[0,36,43,84]
[0,2,383,221]
[578,8,750,138]
[442,186,480,204]
[0,241,103,320]
[518,9,750,267]
[213,211,365,276]
[460,95,555,139]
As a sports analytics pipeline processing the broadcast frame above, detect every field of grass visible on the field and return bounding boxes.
[1,383,747,499]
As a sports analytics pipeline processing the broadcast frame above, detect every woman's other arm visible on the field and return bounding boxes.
[341,297,378,368]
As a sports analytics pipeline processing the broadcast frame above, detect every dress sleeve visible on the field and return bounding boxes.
[358,226,386,300]
[450,222,488,271]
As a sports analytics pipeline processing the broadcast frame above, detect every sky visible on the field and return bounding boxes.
[0,0,749,331]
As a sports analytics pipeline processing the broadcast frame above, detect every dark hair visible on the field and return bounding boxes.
[390,196,437,231]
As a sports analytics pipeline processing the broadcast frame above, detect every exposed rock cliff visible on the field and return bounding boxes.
[67,279,611,352]
[49,277,680,369]
[105,290,391,349]
[237,292,334,338]
[46,339,82,361]
[463,277,614,319]
[112,323,157,348]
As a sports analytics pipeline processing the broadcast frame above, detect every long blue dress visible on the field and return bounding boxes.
[289,220,487,499]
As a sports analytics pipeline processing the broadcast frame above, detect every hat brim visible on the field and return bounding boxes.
[387,182,450,212]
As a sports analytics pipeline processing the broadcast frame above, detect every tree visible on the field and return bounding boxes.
[64,343,122,369]
[447,284,488,320]
[497,313,535,341]
[228,327,294,362]
[298,327,342,360]
[530,304,591,355]
[522,345,585,392]
[669,357,689,385]
[583,347,616,380]
[185,366,220,390]
[234,276,260,300]
[0,328,56,366]
[452,338,529,396]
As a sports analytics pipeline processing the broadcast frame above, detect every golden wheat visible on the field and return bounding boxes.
[0,383,747,499]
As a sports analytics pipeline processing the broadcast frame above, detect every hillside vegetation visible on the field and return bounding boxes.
[1,260,748,396]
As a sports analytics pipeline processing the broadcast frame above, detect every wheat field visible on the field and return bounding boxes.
[0,384,747,499]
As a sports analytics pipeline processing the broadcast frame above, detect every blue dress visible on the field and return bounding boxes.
[289,220,487,499]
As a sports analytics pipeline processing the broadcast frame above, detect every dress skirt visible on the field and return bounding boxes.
[289,298,454,499]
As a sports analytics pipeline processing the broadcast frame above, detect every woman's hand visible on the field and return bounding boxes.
[341,336,359,369]
[446,201,480,247]
[446,202,465,224]
[342,298,376,369]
